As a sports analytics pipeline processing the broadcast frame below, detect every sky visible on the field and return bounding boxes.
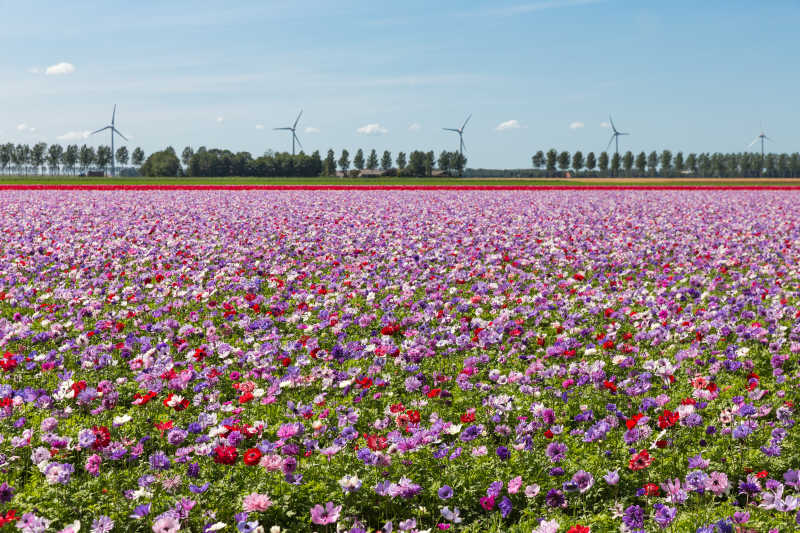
[1,0,799,168]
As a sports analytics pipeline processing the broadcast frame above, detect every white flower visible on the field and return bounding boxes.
[206,523,226,531]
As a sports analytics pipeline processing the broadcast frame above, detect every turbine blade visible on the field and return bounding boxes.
[606,135,614,151]
[91,126,111,135]
[293,110,303,129]
[747,137,760,148]
[112,127,128,141]
[443,128,459,132]
[293,133,303,151]
[764,135,774,142]
[274,127,292,130]
[461,138,466,152]
[461,114,472,130]
[609,115,616,133]
[619,132,630,136]
[112,104,116,125]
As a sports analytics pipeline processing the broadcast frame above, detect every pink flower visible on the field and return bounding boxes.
[85,454,102,477]
[152,516,180,533]
[243,493,273,512]
[310,501,342,525]
[507,476,523,494]
[259,454,283,472]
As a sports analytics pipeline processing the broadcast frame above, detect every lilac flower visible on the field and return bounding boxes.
[572,470,594,493]
[653,504,677,529]
[91,516,114,533]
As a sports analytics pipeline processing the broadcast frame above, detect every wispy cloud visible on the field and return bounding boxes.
[408,123,421,131]
[17,123,36,133]
[468,0,602,17]
[600,121,610,128]
[495,119,522,131]
[569,121,585,129]
[57,130,90,141]
[45,62,76,75]
[304,126,320,133]
[356,123,388,135]
[216,116,224,123]
[255,124,264,130]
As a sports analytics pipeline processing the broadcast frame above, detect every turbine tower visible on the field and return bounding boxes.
[91,105,128,177]
[443,114,471,156]
[274,110,303,156]
[748,126,772,176]
[606,115,629,156]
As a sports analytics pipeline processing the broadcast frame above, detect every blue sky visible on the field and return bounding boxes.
[1,0,798,168]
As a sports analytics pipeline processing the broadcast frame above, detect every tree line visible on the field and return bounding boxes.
[0,143,145,175]
[148,146,468,177]
[531,149,800,178]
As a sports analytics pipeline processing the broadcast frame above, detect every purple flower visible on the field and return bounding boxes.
[572,470,594,493]
[498,496,513,518]
[149,451,171,471]
[622,504,644,529]
[545,488,566,508]
[438,485,453,499]
[653,504,677,529]
[496,446,510,461]
[545,441,567,463]
[0,482,13,503]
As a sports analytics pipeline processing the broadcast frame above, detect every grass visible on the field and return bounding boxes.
[0,175,799,186]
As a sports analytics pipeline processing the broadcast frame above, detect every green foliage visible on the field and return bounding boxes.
[139,148,181,177]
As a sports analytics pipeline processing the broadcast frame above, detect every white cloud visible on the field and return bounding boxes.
[304,126,320,133]
[17,123,29,131]
[408,122,421,131]
[495,119,521,131]
[356,123,388,135]
[57,130,91,141]
[600,121,610,128]
[45,62,75,75]
[255,124,264,130]
[216,116,224,123]
[569,121,585,129]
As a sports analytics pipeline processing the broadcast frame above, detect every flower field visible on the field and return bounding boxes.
[1,189,799,533]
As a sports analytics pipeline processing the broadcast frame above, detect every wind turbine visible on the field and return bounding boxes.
[274,110,303,156]
[748,126,772,176]
[443,114,471,156]
[606,115,629,156]
[91,105,128,177]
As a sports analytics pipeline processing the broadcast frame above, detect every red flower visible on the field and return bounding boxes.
[567,526,590,533]
[756,470,768,479]
[163,393,189,411]
[643,483,660,496]
[0,352,17,372]
[544,429,554,439]
[243,447,262,466]
[366,434,388,451]
[460,411,475,423]
[238,392,254,404]
[626,413,644,430]
[629,449,653,471]
[406,409,421,424]
[603,380,617,392]
[658,410,679,429]
[427,388,441,398]
[214,445,238,465]
[91,425,111,450]
[0,509,18,526]
[133,390,157,406]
